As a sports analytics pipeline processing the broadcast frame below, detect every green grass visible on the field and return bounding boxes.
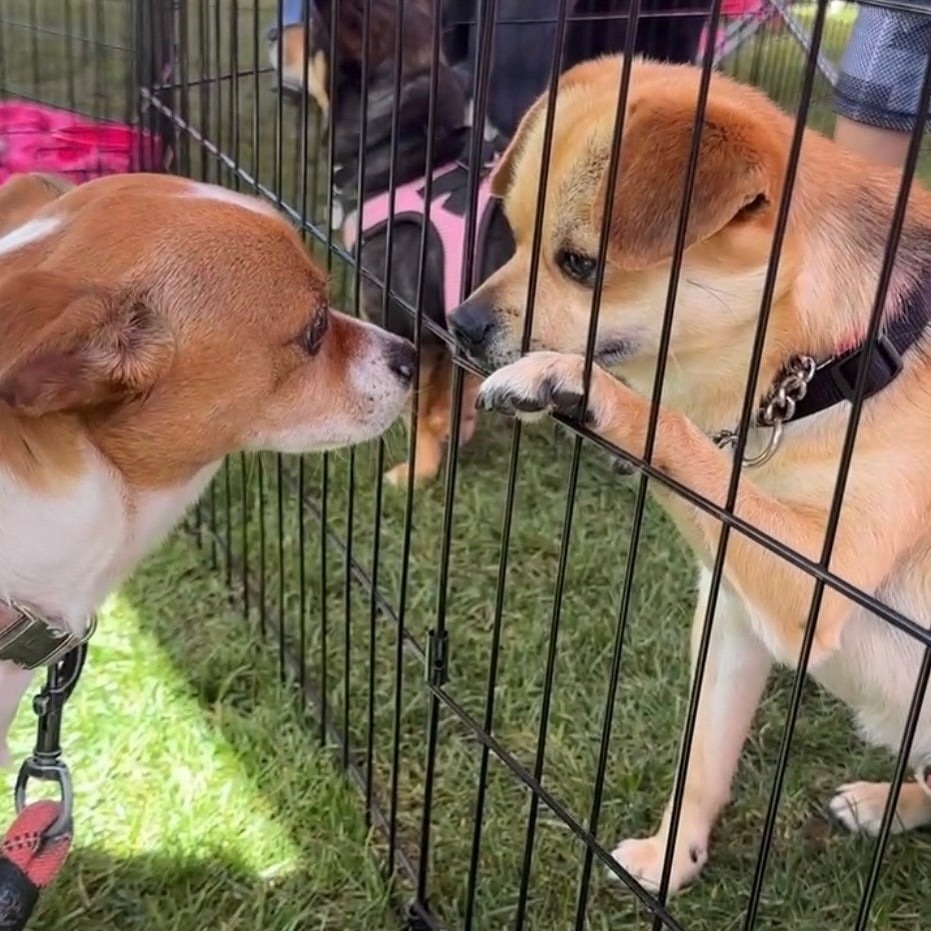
[3,2,931,930]
[5,538,397,930]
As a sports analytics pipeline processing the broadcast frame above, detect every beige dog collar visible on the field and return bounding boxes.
[0,601,96,670]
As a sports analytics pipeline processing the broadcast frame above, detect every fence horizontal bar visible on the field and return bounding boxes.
[152,66,277,94]
[425,681,689,929]
[0,18,129,51]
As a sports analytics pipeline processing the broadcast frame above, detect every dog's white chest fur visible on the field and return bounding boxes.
[0,447,219,631]
[721,551,931,765]
[814,562,931,761]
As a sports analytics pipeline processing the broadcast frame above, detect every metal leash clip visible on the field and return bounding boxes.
[13,640,92,841]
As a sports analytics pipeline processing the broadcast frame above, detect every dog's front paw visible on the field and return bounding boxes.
[610,834,707,895]
[476,352,604,426]
[829,782,899,836]
[827,780,931,836]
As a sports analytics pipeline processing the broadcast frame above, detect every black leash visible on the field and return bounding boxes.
[0,644,89,930]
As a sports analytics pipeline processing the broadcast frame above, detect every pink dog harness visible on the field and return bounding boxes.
[341,161,497,315]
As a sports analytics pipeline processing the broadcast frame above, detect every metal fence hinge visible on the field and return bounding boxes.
[425,629,449,687]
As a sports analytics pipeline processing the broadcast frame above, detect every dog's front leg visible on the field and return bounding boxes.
[0,664,36,767]
[477,353,778,893]
[477,352,914,666]
[611,568,772,892]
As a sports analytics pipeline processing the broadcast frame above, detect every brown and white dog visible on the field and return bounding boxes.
[0,172,413,764]
[449,57,931,892]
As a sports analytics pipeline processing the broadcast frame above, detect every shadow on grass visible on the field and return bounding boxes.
[108,459,931,931]
[41,536,404,931]
[36,845,394,931]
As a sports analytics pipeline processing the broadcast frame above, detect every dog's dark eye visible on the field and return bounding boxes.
[556,250,598,285]
[299,311,328,356]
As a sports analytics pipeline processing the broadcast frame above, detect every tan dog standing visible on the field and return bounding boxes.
[449,56,931,893]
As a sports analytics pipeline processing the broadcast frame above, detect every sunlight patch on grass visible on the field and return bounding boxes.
[1,594,298,869]
[0,538,396,931]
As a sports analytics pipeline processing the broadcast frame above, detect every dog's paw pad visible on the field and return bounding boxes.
[828,782,889,836]
[548,388,595,424]
[475,382,547,420]
[609,835,705,895]
[476,376,594,426]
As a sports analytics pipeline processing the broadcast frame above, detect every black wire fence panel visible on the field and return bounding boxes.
[4,0,931,929]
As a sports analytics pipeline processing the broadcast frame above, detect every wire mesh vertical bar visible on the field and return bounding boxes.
[456,1,576,926]
[296,1,314,705]
[386,0,445,881]
[318,0,343,752]
[569,3,651,923]
[414,0,499,912]
[364,0,408,828]
[195,0,216,556]
[340,0,374,774]
[742,22,931,929]
[177,0,193,179]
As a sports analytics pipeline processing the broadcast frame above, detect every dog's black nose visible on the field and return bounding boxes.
[387,339,417,385]
[448,298,497,354]
[266,24,280,42]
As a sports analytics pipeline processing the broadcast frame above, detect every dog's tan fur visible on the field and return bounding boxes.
[457,57,931,892]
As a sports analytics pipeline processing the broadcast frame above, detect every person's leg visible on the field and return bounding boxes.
[832,2,931,170]
[833,116,911,168]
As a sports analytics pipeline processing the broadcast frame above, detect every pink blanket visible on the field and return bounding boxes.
[0,101,162,185]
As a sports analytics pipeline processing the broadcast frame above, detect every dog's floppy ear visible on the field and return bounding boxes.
[489,95,547,200]
[0,271,173,416]
[596,96,781,270]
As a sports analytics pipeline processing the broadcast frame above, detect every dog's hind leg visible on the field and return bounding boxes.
[611,570,772,895]
[0,665,36,767]
[456,369,481,449]
[829,777,931,835]
[385,346,450,488]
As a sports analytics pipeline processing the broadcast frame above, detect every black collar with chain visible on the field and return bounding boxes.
[788,278,931,423]
[771,273,931,424]
[714,275,931,466]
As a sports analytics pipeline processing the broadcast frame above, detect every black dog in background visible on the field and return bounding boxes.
[270,0,514,488]
[443,0,712,140]
[269,0,711,487]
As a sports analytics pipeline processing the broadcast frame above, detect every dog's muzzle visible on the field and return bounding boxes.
[448,296,499,360]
